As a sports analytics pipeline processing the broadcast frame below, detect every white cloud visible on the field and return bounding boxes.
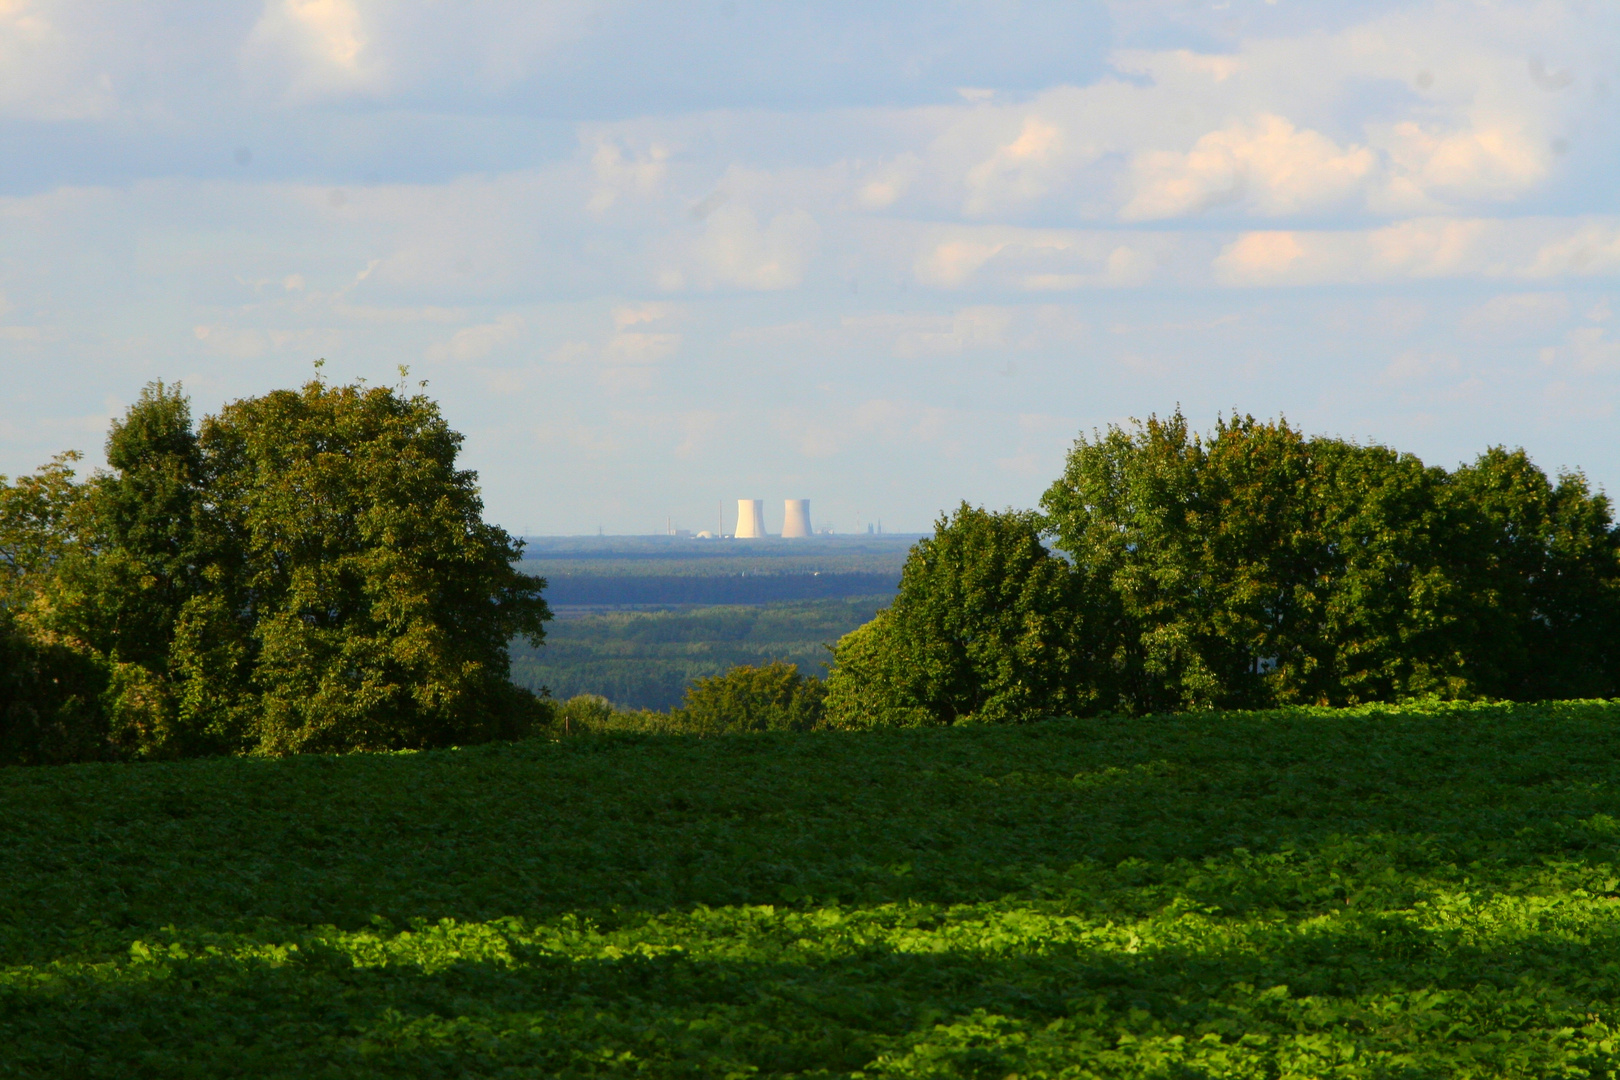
[840,304,1088,358]
[192,323,272,359]
[241,0,601,104]
[1568,327,1620,372]
[1383,350,1461,384]
[963,115,1083,215]
[1215,218,1620,287]
[587,138,671,213]
[613,302,680,329]
[1458,293,1571,339]
[1121,115,1376,221]
[0,0,115,119]
[912,226,1171,290]
[856,154,922,210]
[688,206,820,291]
[601,331,679,366]
[1523,222,1620,279]
[243,0,389,101]
[423,312,525,363]
[1375,120,1550,209]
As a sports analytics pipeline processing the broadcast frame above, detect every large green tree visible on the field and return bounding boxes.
[40,383,210,754]
[1446,448,1620,700]
[0,452,110,764]
[186,377,551,753]
[1038,412,1620,713]
[2,376,551,762]
[1040,412,1474,710]
[677,661,826,733]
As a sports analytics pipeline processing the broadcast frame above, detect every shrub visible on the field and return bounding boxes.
[678,660,825,733]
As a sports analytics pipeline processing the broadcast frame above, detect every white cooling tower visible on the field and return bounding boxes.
[735,499,766,538]
[782,499,812,538]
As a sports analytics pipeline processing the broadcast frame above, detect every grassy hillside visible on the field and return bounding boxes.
[510,597,887,709]
[6,701,1620,1077]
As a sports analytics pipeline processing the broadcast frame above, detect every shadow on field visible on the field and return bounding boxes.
[7,881,1620,1078]
[8,703,1620,1074]
[5,703,1620,958]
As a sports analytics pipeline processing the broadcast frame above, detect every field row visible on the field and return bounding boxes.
[5,701,1620,1075]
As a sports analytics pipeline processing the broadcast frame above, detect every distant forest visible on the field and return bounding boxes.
[517,535,911,608]
[509,597,887,710]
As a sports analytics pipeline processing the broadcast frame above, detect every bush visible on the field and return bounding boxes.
[678,660,825,733]
[548,694,698,736]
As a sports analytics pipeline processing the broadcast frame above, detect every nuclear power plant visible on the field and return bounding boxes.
[782,499,812,538]
[734,499,766,538]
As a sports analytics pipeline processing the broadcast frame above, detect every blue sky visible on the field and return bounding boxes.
[2,0,1617,535]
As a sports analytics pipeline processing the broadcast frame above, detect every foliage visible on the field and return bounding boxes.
[510,597,884,710]
[548,693,710,736]
[193,378,550,753]
[7,700,1620,1075]
[0,452,113,761]
[541,660,827,736]
[825,503,1090,727]
[0,606,110,765]
[0,450,84,608]
[679,660,825,732]
[0,378,550,763]
[1446,446,1620,699]
[1037,410,1620,713]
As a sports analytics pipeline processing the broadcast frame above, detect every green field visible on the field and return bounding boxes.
[509,597,888,709]
[7,701,1620,1077]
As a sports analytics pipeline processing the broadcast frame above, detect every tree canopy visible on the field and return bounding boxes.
[829,412,1620,723]
[0,377,550,762]
[824,504,1091,727]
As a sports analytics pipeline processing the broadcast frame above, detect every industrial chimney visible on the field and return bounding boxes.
[782,499,812,538]
[735,499,766,538]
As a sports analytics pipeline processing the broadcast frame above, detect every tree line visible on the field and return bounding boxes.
[822,411,1620,726]
[6,384,1618,762]
[1,378,548,764]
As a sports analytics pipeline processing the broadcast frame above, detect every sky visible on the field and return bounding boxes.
[1,0,1617,536]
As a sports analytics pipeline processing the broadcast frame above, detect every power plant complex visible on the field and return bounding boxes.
[725,498,813,539]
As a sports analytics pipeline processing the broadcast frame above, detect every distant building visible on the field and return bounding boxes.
[735,499,766,538]
[782,499,812,538]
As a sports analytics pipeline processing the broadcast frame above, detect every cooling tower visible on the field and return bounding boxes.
[735,499,766,538]
[782,499,812,538]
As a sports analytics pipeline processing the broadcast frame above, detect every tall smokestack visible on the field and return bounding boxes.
[782,499,811,538]
[735,499,766,538]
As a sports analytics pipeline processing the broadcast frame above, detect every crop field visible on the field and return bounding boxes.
[6,701,1620,1078]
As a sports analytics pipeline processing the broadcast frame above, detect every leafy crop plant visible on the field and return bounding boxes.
[6,700,1620,1076]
